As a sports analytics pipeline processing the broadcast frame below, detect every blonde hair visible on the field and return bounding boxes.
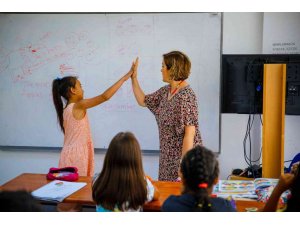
[163,51,191,81]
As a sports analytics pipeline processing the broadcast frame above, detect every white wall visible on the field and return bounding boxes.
[263,12,300,54]
[1,12,299,185]
[222,12,263,54]
[262,12,300,164]
[218,12,264,179]
[219,12,300,179]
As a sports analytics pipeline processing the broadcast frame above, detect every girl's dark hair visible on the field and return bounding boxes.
[52,76,77,133]
[180,145,219,212]
[92,132,147,211]
[286,164,300,211]
[0,191,43,212]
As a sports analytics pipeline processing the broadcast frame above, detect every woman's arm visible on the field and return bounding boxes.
[263,173,294,212]
[131,57,146,107]
[181,125,196,157]
[76,63,134,110]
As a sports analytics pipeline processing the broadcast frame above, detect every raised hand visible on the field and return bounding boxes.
[132,57,139,79]
[123,61,135,81]
[276,173,295,193]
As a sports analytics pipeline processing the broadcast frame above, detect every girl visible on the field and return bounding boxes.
[162,145,236,212]
[52,63,134,177]
[263,162,300,212]
[131,51,202,181]
[92,132,159,212]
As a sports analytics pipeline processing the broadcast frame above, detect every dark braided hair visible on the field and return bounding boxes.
[180,145,219,212]
[52,76,77,133]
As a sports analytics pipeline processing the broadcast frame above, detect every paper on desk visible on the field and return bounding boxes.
[213,180,258,200]
[31,180,87,202]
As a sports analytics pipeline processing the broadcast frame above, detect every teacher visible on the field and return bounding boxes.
[131,51,203,181]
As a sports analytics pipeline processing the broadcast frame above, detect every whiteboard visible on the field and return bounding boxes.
[0,13,221,152]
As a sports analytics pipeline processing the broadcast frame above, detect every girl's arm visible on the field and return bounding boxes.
[145,175,160,201]
[76,63,134,110]
[181,125,196,157]
[263,173,294,212]
[131,57,146,107]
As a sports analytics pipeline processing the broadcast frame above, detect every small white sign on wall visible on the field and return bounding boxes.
[263,12,300,54]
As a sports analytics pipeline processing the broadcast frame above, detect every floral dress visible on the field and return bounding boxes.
[145,85,202,181]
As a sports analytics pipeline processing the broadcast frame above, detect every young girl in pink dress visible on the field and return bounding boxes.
[52,64,134,176]
[52,63,134,211]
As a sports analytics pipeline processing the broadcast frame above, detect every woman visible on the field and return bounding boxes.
[131,51,202,181]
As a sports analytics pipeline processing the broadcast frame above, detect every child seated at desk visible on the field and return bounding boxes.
[162,145,236,212]
[263,162,300,212]
[92,132,159,212]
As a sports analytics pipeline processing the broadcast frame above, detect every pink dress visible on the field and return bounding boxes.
[58,103,94,176]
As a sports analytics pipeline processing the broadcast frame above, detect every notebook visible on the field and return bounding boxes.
[31,180,87,202]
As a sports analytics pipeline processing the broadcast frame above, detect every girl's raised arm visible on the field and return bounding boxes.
[263,173,294,212]
[76,63,134,110]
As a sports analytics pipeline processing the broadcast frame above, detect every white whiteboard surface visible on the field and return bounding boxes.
[0,13,221,152]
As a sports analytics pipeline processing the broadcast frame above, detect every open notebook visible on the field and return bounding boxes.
[213,178,279,199]
[31,180,87,202]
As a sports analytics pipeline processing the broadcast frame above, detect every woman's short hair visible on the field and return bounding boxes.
[163,51,191,81]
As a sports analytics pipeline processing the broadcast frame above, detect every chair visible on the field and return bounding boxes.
[287,153,300,173]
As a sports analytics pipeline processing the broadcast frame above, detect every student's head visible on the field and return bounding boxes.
[52,76,83,133]
[0,191,42,212]
[286,163,300,211]
[162,51,191,82]
[92,132,147,211]
[180,145,219,212]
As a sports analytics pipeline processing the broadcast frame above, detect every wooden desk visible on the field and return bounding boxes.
[1,173,265,212]
[1,173,94,205]
[144,181,181,211]
[228,175,254,181]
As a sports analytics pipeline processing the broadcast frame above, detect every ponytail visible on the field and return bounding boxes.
[180,145,219,212]
[52,76,77,133]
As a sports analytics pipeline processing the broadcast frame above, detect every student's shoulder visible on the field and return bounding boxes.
[211,197,236,212]
[161,195,180,212]
[163,194,179,203]
[162,194,194,212]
